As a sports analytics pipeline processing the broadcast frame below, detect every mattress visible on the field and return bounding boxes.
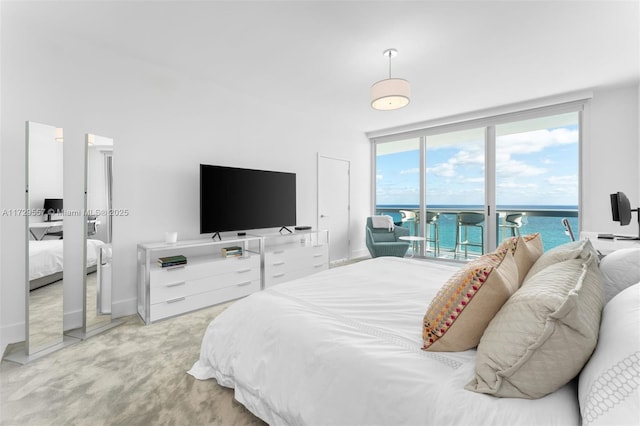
[29,238,105,280]
[189,257,580,425]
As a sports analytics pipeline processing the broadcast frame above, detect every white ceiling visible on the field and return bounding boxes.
[8,0,640,133]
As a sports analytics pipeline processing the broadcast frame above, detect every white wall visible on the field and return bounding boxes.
[28,122,64,219]
[0,3,371,347]
[583,85,640,236]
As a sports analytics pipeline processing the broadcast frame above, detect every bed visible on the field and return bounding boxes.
[29,239,105,290]
[189,240,640,425]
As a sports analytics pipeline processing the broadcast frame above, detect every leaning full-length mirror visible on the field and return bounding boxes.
[26,121,65,355]
[83,133,116,333]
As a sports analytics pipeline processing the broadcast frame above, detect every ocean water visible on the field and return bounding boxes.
[376,205,579,254]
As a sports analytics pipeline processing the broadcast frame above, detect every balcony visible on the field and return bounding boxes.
[375,205,578,259]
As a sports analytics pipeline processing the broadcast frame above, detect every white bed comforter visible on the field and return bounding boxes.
[29,239,104,280]
[189,257,580,426]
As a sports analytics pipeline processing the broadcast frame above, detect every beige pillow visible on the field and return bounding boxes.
[422,250,519,352]
[466,251,604,399]
[496,233,543,285]
[524,239,596,281]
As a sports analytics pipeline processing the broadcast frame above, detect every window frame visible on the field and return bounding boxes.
[370,95,590,255]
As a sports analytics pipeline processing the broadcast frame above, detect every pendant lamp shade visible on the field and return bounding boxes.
[371,48,410,111]
[371,78,410,110]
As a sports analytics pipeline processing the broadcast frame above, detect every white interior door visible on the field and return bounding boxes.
[318,155,350,264]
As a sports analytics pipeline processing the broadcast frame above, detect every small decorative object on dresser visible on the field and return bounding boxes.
[221,246,243,258]
[157,255,187,268]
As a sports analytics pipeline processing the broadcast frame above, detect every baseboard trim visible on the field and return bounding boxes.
[1,297,137,352]
[352,248,370,259]
[111,297,137,319]
[1,321,25,356]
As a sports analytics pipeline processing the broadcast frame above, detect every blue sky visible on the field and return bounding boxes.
[376,124,579,206]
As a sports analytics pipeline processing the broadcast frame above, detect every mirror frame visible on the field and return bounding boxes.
[65,133,123,339]
[4,121,79,364]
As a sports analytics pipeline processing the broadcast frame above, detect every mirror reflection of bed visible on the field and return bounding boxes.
[28,237,105,344]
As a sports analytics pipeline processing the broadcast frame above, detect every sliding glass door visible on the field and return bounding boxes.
[426,128,485,258]
[372,105,582,260]
[374,138,421,254]
[495,112,580,250]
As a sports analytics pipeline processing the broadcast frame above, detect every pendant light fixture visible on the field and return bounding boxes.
[371,48,410,110]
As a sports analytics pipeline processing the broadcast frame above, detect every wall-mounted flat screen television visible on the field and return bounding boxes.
[200,164,296,235]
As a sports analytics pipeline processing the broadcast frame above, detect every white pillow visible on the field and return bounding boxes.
[599,248,640,304]
[579,283,640,425]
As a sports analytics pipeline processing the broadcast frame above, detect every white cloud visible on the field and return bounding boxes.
[497,159,547,177]
[450,148,484,166]
[427,162,457,177]
[497,128,578,156]
[546,175,578,186]
[400,168,420,175]
[497,181,538,190]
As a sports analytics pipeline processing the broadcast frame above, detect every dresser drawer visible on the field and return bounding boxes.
[264,261,328,288]
[149,279,260,322]
[149,267,259,304]
[265,245,327,268]
[150,255,259,286]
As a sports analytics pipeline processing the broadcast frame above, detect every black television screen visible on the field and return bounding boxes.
[200,164,296,234]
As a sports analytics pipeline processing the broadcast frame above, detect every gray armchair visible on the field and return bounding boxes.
[366,217,410,258]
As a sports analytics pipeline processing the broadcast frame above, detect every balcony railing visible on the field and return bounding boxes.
[375,206,578,259]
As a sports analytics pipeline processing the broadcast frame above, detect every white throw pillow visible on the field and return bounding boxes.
[599,248,640,304]
[578,283,640,425]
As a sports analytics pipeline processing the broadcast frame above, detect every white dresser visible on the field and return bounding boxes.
[137,230,329,324]
[137,236,263,324]
[263,230,329,288]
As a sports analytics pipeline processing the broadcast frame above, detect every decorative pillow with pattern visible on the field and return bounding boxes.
[466,250,604,399]
[496,233,543,286]
[422,249,519,352]
[524,238,596,282]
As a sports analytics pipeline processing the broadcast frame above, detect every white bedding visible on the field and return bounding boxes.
[29,239,104,280]
[189,257,580,425]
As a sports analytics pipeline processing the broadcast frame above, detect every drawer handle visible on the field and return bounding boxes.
[164,265,185,271]
[273,250,285,254]
[166,296,186,304]
[236,268,252,274]
[313,263,325,268]
[166,281,186,288]
[313,253,324,258]
[273,261,286,266]
[273,273,286,278]
[236,281,252,287]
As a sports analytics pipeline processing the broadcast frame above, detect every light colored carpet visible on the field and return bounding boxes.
[1,302,265,426]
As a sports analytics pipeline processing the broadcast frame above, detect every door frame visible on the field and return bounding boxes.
[317,153,351,263]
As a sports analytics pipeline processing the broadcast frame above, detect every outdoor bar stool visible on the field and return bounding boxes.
[424,211,440,256]
[500,212,524,239]
[454,212,484,259]
[399,210,418,236]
